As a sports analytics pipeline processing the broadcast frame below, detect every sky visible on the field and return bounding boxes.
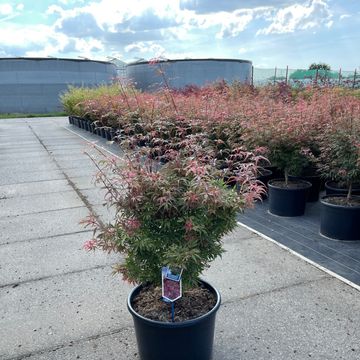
[0,0,359,70]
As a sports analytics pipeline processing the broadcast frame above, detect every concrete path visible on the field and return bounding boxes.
[0,117,359,360]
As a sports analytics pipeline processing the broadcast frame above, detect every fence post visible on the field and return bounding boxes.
[338,67,342,86]
[274,67,277,85]
[353,69,357,89]
[315,68,319,85]
[251,65,254,86]
[285,65,289,84]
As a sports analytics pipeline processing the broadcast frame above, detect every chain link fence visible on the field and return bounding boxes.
[252,67,360,88]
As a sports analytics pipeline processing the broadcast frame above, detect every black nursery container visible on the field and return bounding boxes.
[268,179,312,217]
[289,174,321,202]
[325,181,360,196]
[320,195,360,240]
[127,280,221,360]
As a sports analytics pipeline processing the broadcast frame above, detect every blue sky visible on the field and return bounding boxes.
[0,0,359,69]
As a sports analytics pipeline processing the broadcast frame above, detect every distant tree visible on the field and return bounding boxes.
[308,63,331,71]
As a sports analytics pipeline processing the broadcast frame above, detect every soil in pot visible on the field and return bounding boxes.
[132,283,217,322]
[270,180,310,189]
[323,196,360,207]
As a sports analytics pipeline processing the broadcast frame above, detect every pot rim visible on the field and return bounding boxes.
[320,194,360,209]
[127,278,221,328]
[325,180,360,190]
[257,168,272,176]
[288,173,320,179]
[268,178,312,190]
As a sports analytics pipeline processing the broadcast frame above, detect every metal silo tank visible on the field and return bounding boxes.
[0,58,117,114]
[126,58,252,92]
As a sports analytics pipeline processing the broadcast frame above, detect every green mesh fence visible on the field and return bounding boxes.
[252,67,359,88]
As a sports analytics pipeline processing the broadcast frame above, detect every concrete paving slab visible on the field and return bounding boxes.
[205,228,329,302]
[0,206,90,244]
[65,167,99,179]
[81,188,108,206]
[93,204,117,225]
[0,267,133,359]
[0,157,54,167]
[0,148,47,157]
[0,153,50,161]
[21,327,137,360]
[46,148,89,156]
[55,158,98,171]
[0,232,117,286]
[2,117,360,360]
[45,144,89,150]
[0,170,65,186]
[1,162,59,174]
[70,176,98,190]
[0,142,42,148]
[213,277,360,360]
[0,179,71,198]
[0,190,83,217]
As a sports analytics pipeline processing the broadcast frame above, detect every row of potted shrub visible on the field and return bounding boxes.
[65,82,360,240]
[65,81,359,360]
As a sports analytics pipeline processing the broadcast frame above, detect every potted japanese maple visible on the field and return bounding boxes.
[243,102,312,216]
[317,105,360,240]
[82,147,264,360]
[266,143,312,216]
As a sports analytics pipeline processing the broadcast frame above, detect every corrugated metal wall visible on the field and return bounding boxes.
[126,59,252,91]
[0,58,117,113]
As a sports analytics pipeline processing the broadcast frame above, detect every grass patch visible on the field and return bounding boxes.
[0,112,67,119]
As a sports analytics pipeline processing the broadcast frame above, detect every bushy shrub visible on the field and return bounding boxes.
[83,150,264,288]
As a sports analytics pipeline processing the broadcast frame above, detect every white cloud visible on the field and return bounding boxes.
[0,3,13,15]
[46,5,64,15]
[339,14,350,21]
[216,11,254,38]
[238,47,248,54]
[257,0,332,35]
[125,41,165,57]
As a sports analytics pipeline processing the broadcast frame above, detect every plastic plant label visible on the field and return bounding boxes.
[161,267,182,302]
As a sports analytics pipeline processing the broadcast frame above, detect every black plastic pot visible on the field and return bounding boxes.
[265,166,282,180]
[257,168,272,185]
[325,181,360,196]
[268,179,312,217]
[289,174,321,202]
[89,123,95,133]
[320,195,360,240]
[127,280,221,360]
[99,127,106,138]
[83,120,90,132]
[105,129,112,141]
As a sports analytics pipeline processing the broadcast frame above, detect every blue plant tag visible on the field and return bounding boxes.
[162,267,182,302]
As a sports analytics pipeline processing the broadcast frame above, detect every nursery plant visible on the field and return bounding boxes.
[243,98,315,184]
[82,138,264,359]
[317,98,360,202]
[83,147,264,288]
